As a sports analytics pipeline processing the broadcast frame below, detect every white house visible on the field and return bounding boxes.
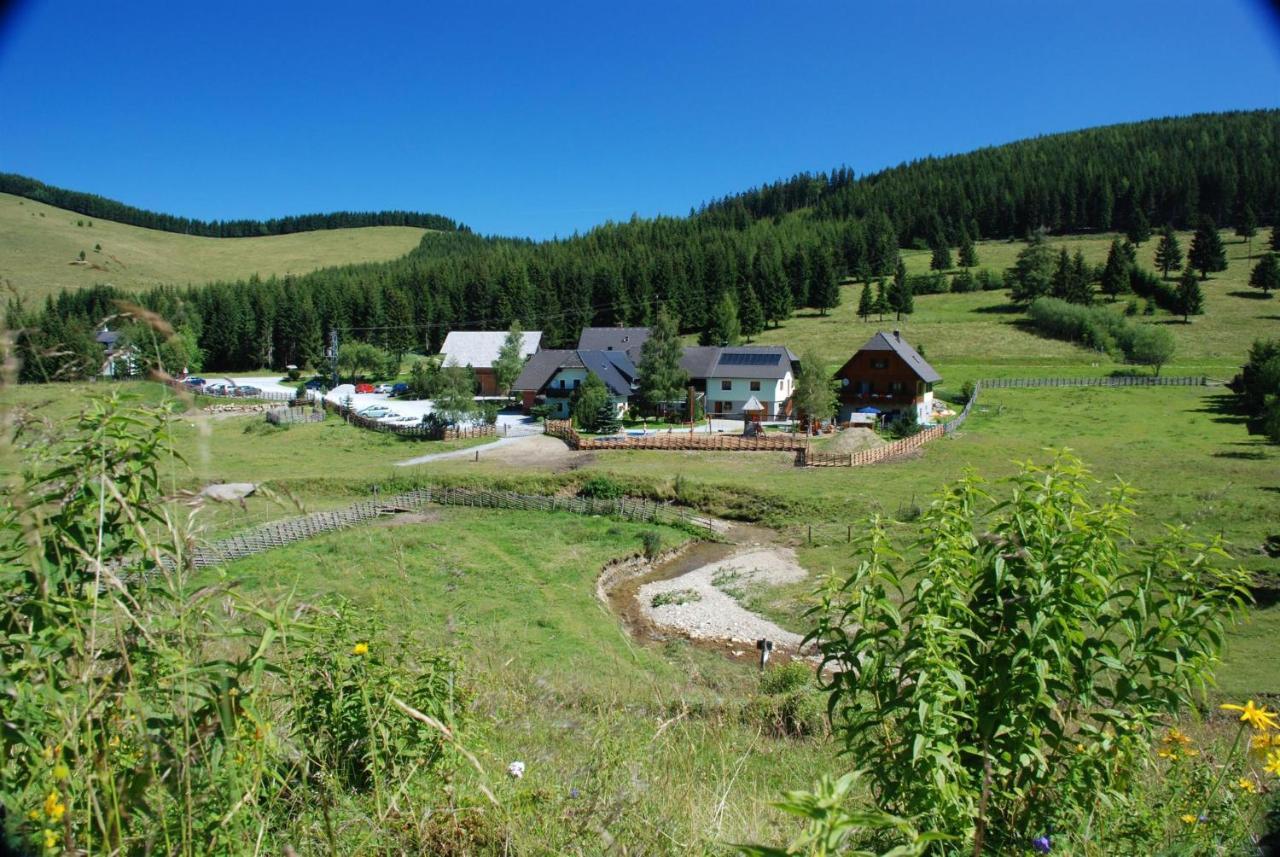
[683,346,799,419]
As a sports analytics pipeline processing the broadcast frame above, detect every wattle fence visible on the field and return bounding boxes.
[545,419,802,451]
[183,484,714,568]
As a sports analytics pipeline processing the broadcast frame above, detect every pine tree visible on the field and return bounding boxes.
[739,283,765,341]
[888,261,914,320]
[808,244,839,315]
[1153,225,1183,279]
[1235,204,1257,260]
[1125,209,1151,245]
[1175,268,1205,322]
[1008,229,1055,303]
[957,231,978,267]
[1100,239,1132,301]
[700,292,741,346]
[873,280,888,322]
[1250,253,1280,296]
[381,286,416,366]
[857,282,873,321]
[594,400,621,434]
[930,239,953,271]
[1272,225,1280,253]
[636,306,689,416]
[1188,217,1228,279]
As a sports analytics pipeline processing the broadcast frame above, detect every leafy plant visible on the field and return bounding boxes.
[640,529,664,560]
[806,453,1250,852]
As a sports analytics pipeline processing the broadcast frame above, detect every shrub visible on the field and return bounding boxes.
[976,268,1004,291]
[578,474,624,499]
[746,662,828,739]
[958,379,975,403]
[640,529,664,560]
[807,454,1250,851]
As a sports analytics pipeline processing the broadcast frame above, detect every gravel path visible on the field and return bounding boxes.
[637,547,807,648]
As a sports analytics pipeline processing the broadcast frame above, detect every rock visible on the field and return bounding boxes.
[200,483,258,502]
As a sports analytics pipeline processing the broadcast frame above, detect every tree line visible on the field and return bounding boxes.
[9,110,1280,381]
[0,172,466,236]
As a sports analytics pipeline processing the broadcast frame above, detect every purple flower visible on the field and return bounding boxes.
[1031,835,1051,854]
[569,787,580,799]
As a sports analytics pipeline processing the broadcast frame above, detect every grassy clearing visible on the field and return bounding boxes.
[0,191,427,302]
[737,228,1280,380]
[209,507,828,851]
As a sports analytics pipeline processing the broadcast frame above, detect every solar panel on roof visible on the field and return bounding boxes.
[718,352,780,366]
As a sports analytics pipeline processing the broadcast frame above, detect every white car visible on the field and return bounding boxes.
[357,406,394,419]
[373,384,393,394]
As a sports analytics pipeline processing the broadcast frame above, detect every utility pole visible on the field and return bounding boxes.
[327,328,339,388]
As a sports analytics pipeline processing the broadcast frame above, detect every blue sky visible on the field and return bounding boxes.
[2,1,1278,240]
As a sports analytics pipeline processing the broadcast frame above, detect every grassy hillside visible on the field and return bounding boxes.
[0,191,428,302]
[738,227,1280,379]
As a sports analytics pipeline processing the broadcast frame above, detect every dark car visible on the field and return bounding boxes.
[391,383,410,396]
[235,386,263,397]
[183,377,206,387]
[305,379,328,391]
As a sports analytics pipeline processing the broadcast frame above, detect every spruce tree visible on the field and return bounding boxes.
[594,400,621,434]
[808,244,839,315]
[873,279,888,322]
[1125,209,1151,245]
[1188,217,1227,279]
[957,232,978,267]
[1175,267,1205,322]
[857,282,873,321]
[739,283,765,341]
[1100,239,1132,301]
[1272,225,1280,253]
[1235,204,1257,260]
[493,322,528,395]
[1250,253,1280,297]
[700,292,741,346]
[637,306,690,415]
[930,239,953,271]
[1153,225,1183,279]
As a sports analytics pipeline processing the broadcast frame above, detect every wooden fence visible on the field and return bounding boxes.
[976,375,1208,389]
[545,419,804,452]
[319,397,499,440]
[796,426,945,467]
[180,484,713,569]
[266,406,326,425]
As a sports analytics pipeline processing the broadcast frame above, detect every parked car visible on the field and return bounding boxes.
[204,382,231,395]
[235,386,263,398]
[305,379,328,391]
[373,384,393,394]
[183,377,206,387]
[356,406,394,419]
[354,383,375,394]
[391,383,409,396]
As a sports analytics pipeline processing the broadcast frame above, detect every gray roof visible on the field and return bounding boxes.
[710,346,799,380]
[679,346,722,379]
[577,327,651,359]
[511,349,638,398]
[95,328,120,346]
[512,349,573,392]
[440,330,541,369]
[579,350,638,397]
[855,331,942,383]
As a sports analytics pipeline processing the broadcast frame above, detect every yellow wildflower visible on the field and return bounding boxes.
[1266,749,1280,777]
[1251,733,1272,753]
[351,642,369,656]
[1164,727,1192,746]
[26,809,41,821]
[1157,748,1178,760]
[1180,813,1197,824]
[43,828,58,850]
[42,792,60,817]
[1183,748,1200,757]
[51,763,69,781]
[1220,700,1280,731]
[1237,777,1258,793]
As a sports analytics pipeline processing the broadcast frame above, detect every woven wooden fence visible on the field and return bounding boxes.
[545,419,803,452]
[320,397,499,440]
[976,375,1207,389]
[266,406,325,425]
[181,484,713,569]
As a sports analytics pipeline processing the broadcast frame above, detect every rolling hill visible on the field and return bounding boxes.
[0,192,431,302]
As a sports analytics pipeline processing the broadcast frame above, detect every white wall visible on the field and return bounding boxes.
[703,372,793,416]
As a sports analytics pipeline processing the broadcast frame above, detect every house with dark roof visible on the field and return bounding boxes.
[511,349,639,418]
[834,330,941,423]
[95,327,137,378]
[439,330,541,395]
[697,345,800,419]
[577,327,650,362]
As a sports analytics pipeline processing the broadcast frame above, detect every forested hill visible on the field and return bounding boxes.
[0,173,467,237]
[699,110,1280,245]
[13,109,1280,378]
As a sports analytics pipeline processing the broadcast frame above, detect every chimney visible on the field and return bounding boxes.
[893,329,901,340]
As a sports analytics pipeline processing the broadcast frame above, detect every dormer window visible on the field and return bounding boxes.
[872,358,889,370]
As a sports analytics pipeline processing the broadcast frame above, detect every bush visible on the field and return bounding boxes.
[578,475,624,499]
[807,454,1250,851]
[976,268,1004,291]
[1026,296,1140,359]
[640,530,664,560]
[745,662,827,738]
[958,379,975,403]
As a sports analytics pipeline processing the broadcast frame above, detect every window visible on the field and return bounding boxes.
[573,378,581,389]
[721,380,732,391]
[872,358,889,370]
[841,378,850,387]
[749,380,761,392]
[890,381,904,394]
[558,379,566,389]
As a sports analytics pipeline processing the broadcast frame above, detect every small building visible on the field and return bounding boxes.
[696,345,798,419]
[834,330,941,424]
[96,327,137,378]
[577,327,651,362]
[438,330,541,396]
[511,349,638,418]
